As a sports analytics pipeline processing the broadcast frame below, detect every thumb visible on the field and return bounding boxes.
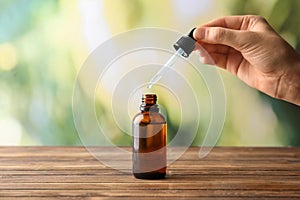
[193,27,248,50]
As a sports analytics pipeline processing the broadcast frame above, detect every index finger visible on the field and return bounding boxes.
[201,15,249,30]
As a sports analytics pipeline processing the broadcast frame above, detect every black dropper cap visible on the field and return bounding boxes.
[173,28,196,58]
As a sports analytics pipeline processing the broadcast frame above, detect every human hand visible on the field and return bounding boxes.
[193,15,300,105]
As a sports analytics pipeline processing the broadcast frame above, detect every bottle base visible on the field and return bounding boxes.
[133,172,166,180]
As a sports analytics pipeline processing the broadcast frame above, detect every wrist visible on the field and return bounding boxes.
[277,55,300,105]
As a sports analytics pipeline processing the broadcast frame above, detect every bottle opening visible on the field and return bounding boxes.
[141,94,158,112]
[142,94,157,104]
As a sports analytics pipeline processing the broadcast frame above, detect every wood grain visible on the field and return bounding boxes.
[0,147,299,199]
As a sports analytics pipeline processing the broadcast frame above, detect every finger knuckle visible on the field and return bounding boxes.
[211,27,226,42]
[252,15,268,24]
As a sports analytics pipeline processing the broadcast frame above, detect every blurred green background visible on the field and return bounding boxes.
[0,0,299,146]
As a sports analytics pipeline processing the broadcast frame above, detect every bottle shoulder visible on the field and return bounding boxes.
[133,112,166,124]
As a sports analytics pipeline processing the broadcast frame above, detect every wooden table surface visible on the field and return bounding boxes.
[0,146,300,199]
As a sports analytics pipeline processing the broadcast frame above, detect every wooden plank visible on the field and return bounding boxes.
[1,169,300,176]
[0,181,300,190]
[1,163,299,171]
[1,189,300,198]
[1,175,299,184]
[0,146,299,155]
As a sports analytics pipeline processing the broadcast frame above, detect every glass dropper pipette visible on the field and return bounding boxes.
[147,48,185,89]
[147,28,197,89]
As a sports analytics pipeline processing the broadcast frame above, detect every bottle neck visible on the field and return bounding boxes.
[140,94,159,112]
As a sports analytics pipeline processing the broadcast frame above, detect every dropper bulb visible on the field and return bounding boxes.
[173,28,196,58]
[188,28,196,39]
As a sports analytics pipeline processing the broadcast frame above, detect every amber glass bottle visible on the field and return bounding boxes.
[132,94,167,179]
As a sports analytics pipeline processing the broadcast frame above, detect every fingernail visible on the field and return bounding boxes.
[195,50,205,63]
[199,56,205,64]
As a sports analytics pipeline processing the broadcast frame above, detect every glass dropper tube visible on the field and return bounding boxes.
[147,48,185,89]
